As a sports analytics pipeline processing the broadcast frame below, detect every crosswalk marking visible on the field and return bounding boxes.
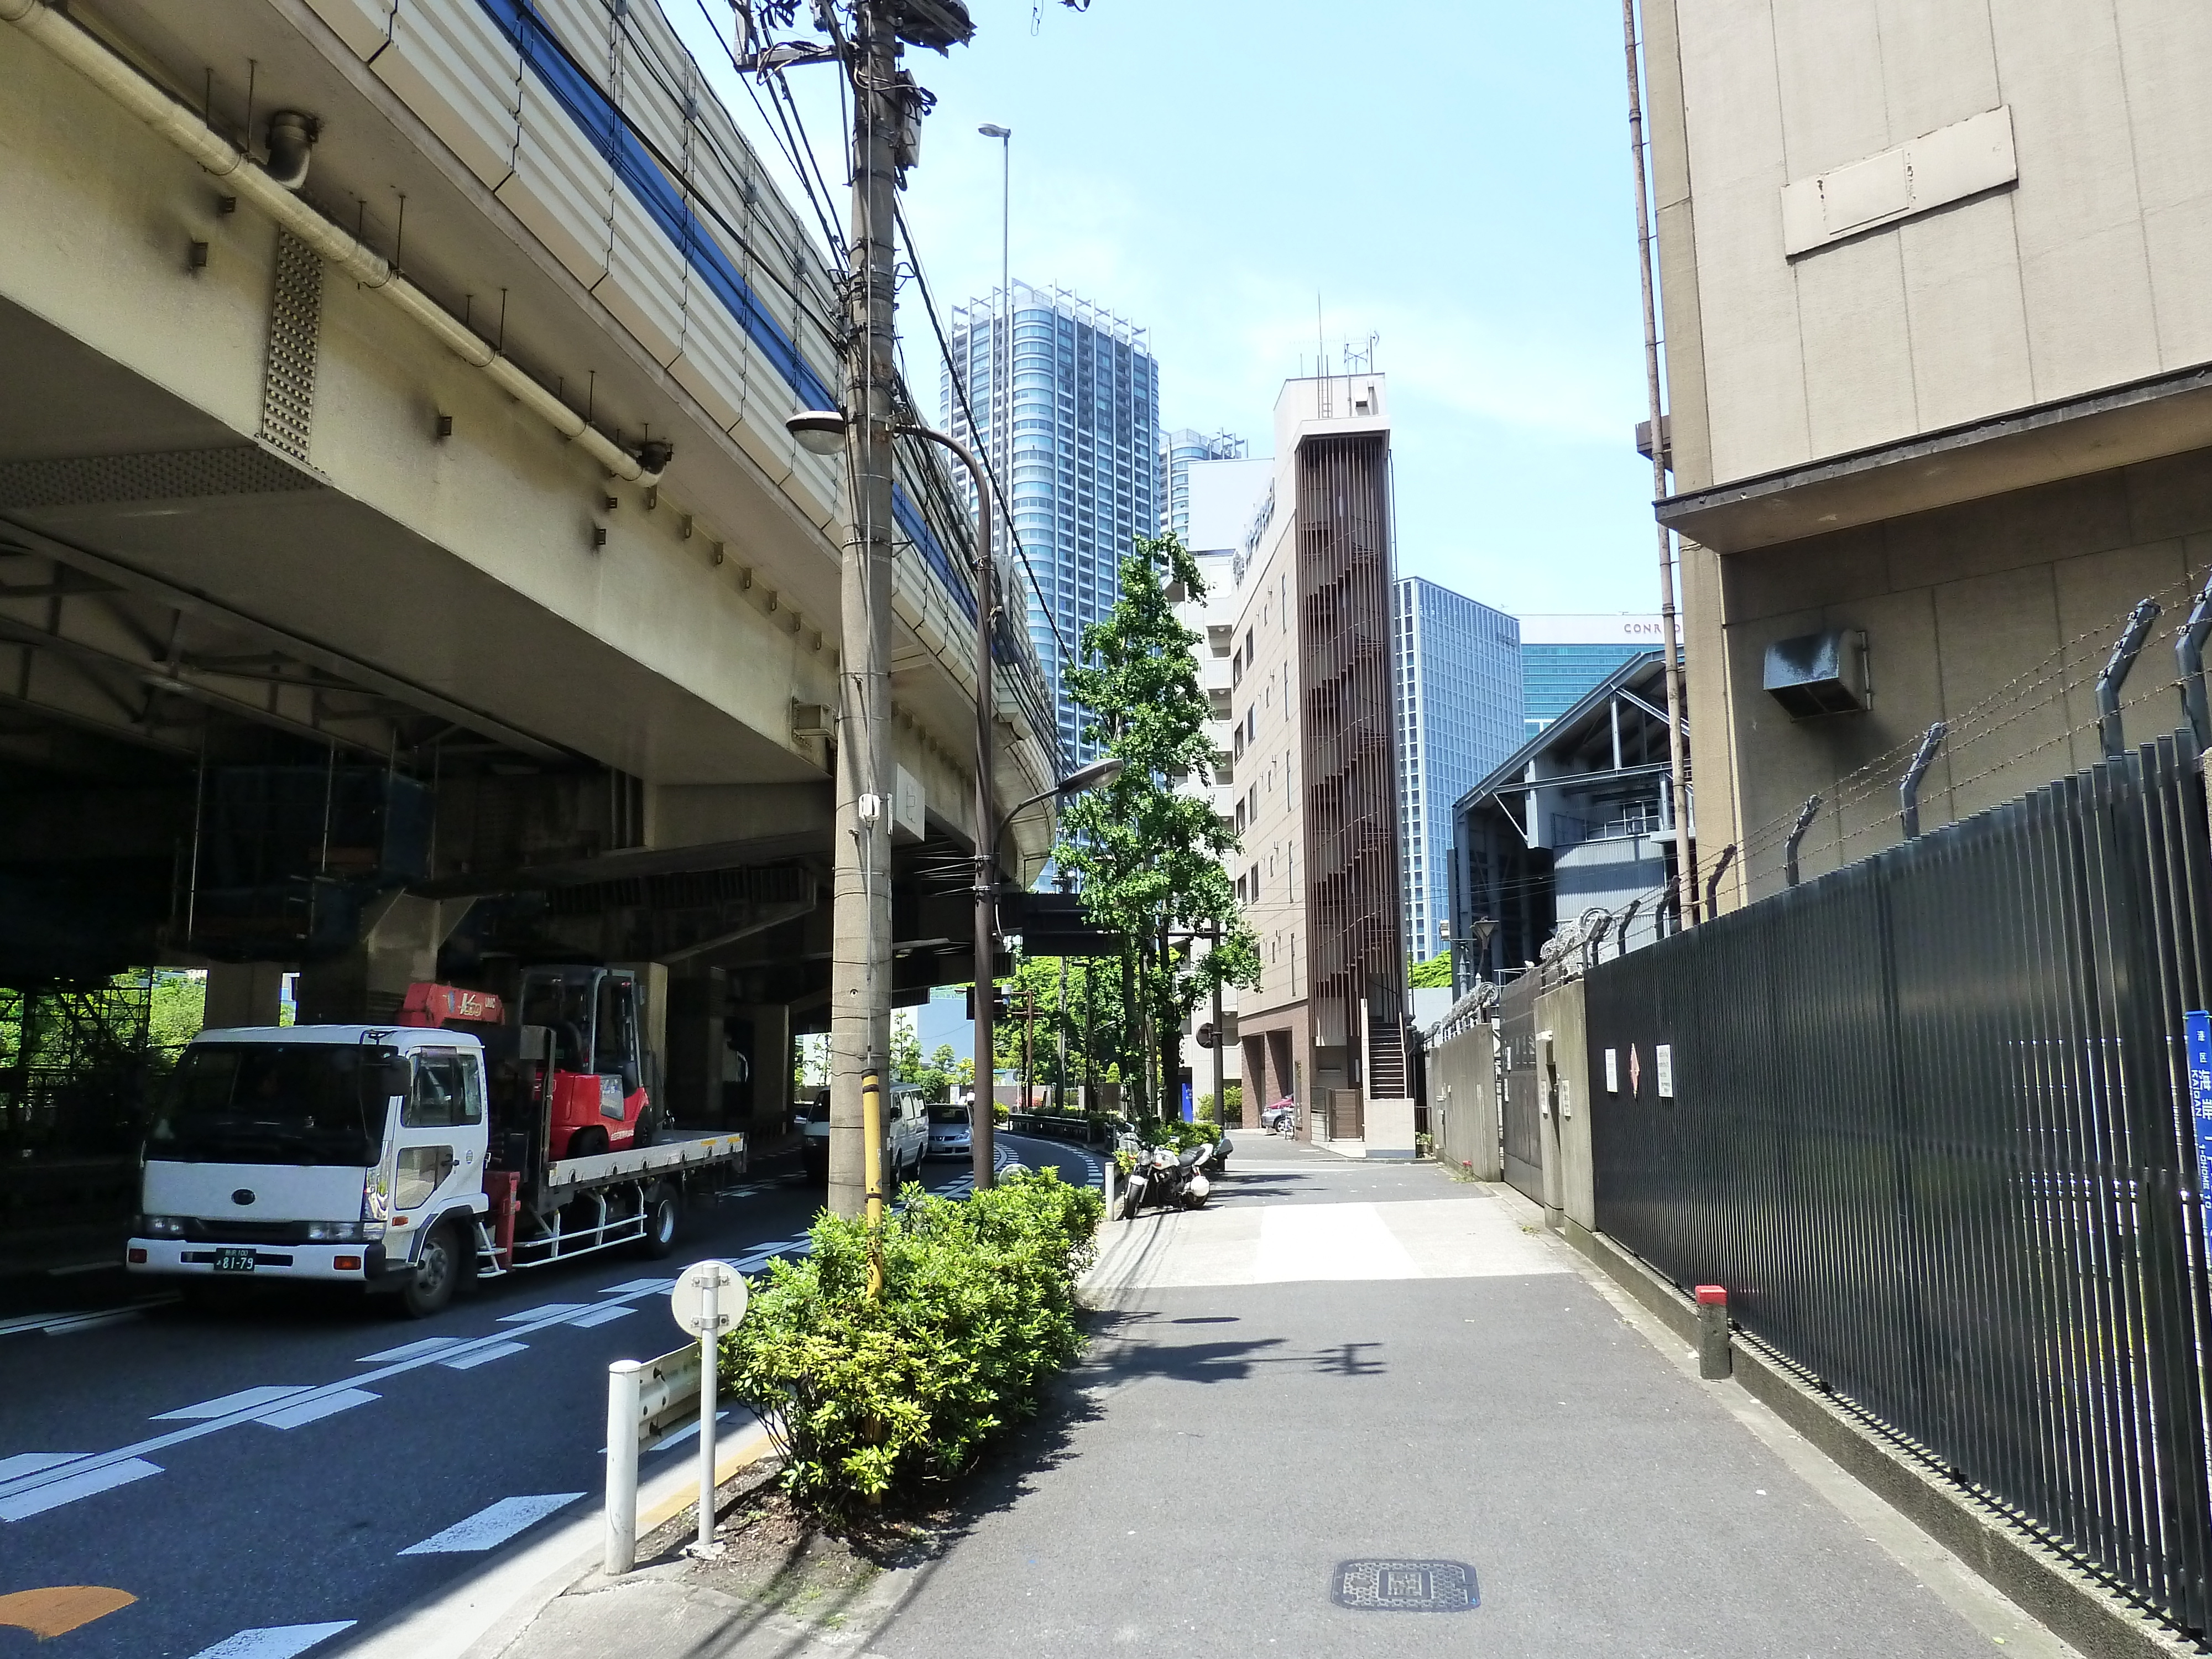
[258,1389,379,1430]
[0,1457,161,1522]
[596,1277,676,1295]
[186,1620,355,1658]
[439,1341,527,1370]
[155,1386,309,1421]
[357,1337,465,1363]
[398,1492,582,1554]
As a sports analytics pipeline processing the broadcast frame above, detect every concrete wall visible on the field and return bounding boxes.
[1423,1021,1500,1180]
[1536,978,1593,1233]
[1720,453,2212,899]
[1655,0,2212,495]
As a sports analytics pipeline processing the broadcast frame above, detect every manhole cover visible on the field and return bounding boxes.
[1331,1559,1478,1612]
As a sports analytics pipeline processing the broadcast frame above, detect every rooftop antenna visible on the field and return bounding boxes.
[1316,294,1331,415]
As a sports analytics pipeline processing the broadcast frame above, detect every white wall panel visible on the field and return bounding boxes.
[533,0,613,91]
[302,0,394,60]
[500,74,611,284]
[596,186,686,364]
[668,298,749,431]
[375,0,520,189]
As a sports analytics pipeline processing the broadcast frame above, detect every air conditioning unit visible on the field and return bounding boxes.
[1763,629,1869,718]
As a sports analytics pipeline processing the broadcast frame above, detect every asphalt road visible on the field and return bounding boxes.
[0,1134,1102,1659]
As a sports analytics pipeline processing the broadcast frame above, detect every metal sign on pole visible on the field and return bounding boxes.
[672,1260,745,1557]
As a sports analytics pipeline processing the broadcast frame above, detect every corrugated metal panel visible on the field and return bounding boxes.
[611,0,692,174]
[375,0,520,189]
[302,0,394,59]
[498,70,611,284]
[529,0,612,88]
[596,185,687,364]
[667,296,749,431]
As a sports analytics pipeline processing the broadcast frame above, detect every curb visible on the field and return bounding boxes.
[1562,1217,2202,1659]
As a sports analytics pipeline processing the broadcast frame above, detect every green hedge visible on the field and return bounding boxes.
[721,1168,1103,1510]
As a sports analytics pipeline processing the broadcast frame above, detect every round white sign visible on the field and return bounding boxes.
[670,1259,747,1337]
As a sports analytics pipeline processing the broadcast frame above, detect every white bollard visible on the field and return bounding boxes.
[1104,1159,1116,1222]
[604,1359,643,1576]
[696,1276,718,1554]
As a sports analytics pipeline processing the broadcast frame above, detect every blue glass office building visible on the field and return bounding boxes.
[1517,617,1665,738]
[945,283,1160,763]
[1393,578,1524,963]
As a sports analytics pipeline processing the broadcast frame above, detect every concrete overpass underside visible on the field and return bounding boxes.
[0,0,1058,1243]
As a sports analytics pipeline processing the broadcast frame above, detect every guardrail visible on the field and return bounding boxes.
[603,1345,700,1576]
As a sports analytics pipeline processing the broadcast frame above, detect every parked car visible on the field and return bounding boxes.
[801,1084,927,1184]
[926,1102,973,1160]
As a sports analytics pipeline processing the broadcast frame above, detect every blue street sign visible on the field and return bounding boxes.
[2186,1011,2212,1264]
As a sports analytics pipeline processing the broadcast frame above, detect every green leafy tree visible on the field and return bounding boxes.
[1057,534,1259,1116]
[987,952,1128,1105]
[1407,953,1454,989]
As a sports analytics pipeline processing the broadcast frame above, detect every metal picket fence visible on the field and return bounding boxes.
[1584,732,2212,1636]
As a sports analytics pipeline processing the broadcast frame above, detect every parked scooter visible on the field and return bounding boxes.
[1262,1097,1297,1136]
[1118,1142,1214,1219]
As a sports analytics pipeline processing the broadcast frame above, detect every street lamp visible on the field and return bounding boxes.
[784,410,1120,1190]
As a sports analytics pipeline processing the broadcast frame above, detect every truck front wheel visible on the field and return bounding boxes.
[639,1182,680,1259]
[399,1221,462,1318]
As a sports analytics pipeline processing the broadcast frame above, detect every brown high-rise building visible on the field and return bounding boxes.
[1230,375,1412,1154]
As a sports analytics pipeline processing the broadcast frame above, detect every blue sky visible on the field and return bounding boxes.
[671,1,1659,618]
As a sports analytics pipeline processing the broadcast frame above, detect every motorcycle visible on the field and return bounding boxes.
[1261,1097,1297,1136]
[1118,1142,1214,1219]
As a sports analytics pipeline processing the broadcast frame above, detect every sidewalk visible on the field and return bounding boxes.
[487,1146,2080,1658]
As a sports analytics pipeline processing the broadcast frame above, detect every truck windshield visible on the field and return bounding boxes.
[147,1043,390,1167]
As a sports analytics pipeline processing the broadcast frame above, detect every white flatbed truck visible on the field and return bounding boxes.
[127,1011,746,1317]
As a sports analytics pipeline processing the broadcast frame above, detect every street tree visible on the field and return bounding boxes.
[1057,534,1259,1116]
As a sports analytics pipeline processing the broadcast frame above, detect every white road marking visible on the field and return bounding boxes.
[357,1337,465,1363]
[398,1492,583,1554]
[0,1456,161,1520]
[0,1452,81,1481]
[596,1277,676,1295]
[0,1284,679,1519]
[497,1303,591,1323]
[440,1341,527,1370]
[565,1304,634,1328]
[187,1620,356,1658]
[258,1388,380,1430]
[6,1308,143,1335]
[155,1385,310,1421]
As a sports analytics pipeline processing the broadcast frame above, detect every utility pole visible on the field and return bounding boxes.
[1021,982,1036,1114]
[825,2,904,1219]
[1210,922,1225,1128]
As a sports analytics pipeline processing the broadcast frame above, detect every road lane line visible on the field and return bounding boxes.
[257,1388,379,1430]
[0,1453,81,1481]
[0,1288,666,1514]
[357,1337,465,1363]
[596,1277,676,1295]
[497,1304,592,1323]
[439,1341,527,1370]
[398,1493,584,1554]
[0,1458,162,1521]
[186,1621,355,1658]
[564,1304,635,1328]
[154,1386,310,1421]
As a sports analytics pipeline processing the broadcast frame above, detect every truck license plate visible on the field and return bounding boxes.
[211,1247,257,1274]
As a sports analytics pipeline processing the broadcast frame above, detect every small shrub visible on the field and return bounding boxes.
[722,1169,1102,1511]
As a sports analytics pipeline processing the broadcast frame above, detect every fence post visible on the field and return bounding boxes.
[1694,1285,1731,1380]
[2177,575,2212,748]
[2098,596,2162,758]
[1783,794,1822,887]
[604,1359,643,1576]
[1899,723,1947,839]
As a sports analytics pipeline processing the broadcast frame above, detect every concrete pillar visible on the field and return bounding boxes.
[203,963,286,1031]
[295,894,461,1024]
[734,1003,792,1141]
[612,962,670,1110]
[664,968,726,1128]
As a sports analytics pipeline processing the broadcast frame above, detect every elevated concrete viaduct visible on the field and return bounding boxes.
[0,0,1059,1197]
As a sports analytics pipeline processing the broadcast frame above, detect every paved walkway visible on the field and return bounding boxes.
[494,1145,2079,1658]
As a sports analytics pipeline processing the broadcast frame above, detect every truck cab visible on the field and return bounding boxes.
[129,1024,491,1316]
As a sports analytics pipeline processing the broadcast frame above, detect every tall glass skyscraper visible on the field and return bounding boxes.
[1394,578,1524,963]
[1160,429,1245,543]
[1517,615,1666,738]
[944,283,1161,763]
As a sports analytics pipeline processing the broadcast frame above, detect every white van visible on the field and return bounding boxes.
[801,1083,926,1184]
